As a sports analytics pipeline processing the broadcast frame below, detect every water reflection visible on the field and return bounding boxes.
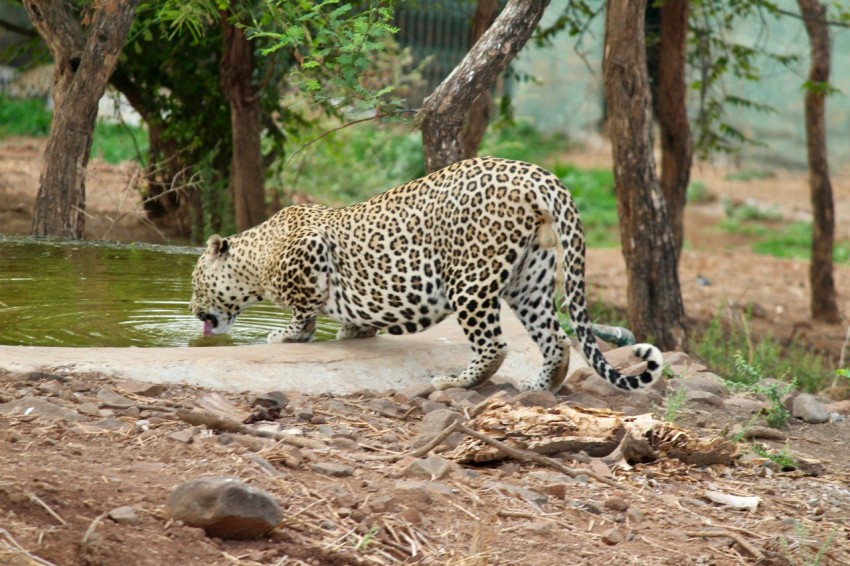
[0,237,338,347]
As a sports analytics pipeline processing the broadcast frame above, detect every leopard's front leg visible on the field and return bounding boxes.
[267,315,317,343]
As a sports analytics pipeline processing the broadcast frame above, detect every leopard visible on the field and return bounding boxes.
[189,156,662,392]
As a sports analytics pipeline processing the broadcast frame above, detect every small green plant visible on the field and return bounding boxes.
[692,307,829,392]
[750,442,797,470]
[0,94,52,138]
[725,353,796,428]
[354,524,380,551]
[660,386,688,424]
[722,196,783,222]
[723,168,776,181]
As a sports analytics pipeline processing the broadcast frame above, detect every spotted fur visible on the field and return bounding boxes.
[189,157,662,392]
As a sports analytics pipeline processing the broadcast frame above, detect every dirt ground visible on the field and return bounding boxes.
[1,138,850,565]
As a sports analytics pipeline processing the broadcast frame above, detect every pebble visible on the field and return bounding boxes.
[792,394,829,424]
[168,428,196,444]
[675,373,729,398]
[604,495,629,512]
[77,402,101,416]
[108,506,140,525]
[415,408,464,435]
[494,483,547,506]
[511,390,558,408]
[115,380,166,398]
[403,456,453,480]
[567,368,627,398]
[164,477,282,539]
[602,526,625,544]
[684,390,724,407]
[309,462,354,477]
[724,396,770,412]
[252,391,288,408]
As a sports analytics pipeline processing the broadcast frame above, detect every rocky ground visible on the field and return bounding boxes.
[2,348,850,565]
[2,138,850,565]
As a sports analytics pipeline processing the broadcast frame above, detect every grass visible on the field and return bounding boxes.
[0,94,147,164]
[692,306,830,392]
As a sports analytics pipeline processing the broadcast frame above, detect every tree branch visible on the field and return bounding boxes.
[0,17,38,38]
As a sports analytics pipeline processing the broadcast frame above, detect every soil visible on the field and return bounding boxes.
[1,137,850,565]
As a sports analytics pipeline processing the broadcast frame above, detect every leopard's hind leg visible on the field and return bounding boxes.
[504,244,571,392]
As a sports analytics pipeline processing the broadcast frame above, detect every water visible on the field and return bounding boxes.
[0,237,338,347]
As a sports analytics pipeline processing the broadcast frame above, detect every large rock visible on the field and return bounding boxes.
[164,477,282,539]
[792,394,829,424]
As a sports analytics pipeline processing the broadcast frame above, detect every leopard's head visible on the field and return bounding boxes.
[189,235,259,336]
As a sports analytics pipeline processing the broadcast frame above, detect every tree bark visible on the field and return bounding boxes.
[23,0,139,238]
[797,0,840,324]
[603,0,687,351]
[657,0,692,258]
[221,12,266,232]
[461,0,500,160]
[420,0,550,172]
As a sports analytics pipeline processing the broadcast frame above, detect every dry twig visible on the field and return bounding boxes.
[685,529,764,561]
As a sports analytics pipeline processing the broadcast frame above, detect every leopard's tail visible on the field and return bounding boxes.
[544,188,663,391]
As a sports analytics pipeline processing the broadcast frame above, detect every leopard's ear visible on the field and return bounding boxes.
[206,235,230,257]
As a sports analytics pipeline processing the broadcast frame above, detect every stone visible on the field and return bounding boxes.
[527,471,574,484]
[403,456,453,480]
[394,480,455,500]
[604,496,629,512]
[792,394,829,424]
[684,390,724,407]
[77,402,101,416]
[252,391,288,408]
[601,527,625,545]
[164,477,283,539]
[494,483,547,506]
[394,383,436,403]
[440,387,485,406]
[415,408,464,435]
[0,396,83,422]
[410,398,448,415]
[602,346,643,369]
[662,352,691,367]
[511,391,558,408]
[366,398,399,416]
[309,462,354,477]
[724,397,770,412]
[115,380,166,398]
[108,506,140,525]
[675,373,729,398]
[96,388,134,406]
[567,368,626,398]
[168,428,196,444]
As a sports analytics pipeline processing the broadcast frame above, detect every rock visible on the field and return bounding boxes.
[792,394,829,424]
[0,396,83,422]
[527,471,575,484]
[675,373,729,398]
[567,368,626,398]
[394,383,435,403]
[511,391,558,408]
[410,398,448,415]
[415,408,464,436]
[366,398,399,416]
[77,402,101,416]
[168,428,196,444]
[724,397,770,412]
[403,456,453,480]
[662,352,691,368]
[329,437,359,451]
[825,400,850,414]
[395,480,455,499]
[164,477,283,539]
[309,462,354,477]
[96,388,134,406]
[604,496,629,512]
[602,346,644,368]
[442,387,485,406]
[494,483,547,506]
[251,391,288,408]
[108,506,140,525]
[683,390,724,407]
[602,526,625,545]
[115,380,166,398]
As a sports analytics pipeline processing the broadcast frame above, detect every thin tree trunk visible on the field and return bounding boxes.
[603,0,687,351]
[221,12,266,232]
[797,0,840,324]
[461,0,500,160]
[23,0,139,238]
[420,0,550,173]
[657,0,692,258]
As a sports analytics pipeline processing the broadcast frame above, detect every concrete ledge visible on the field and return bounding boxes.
[0,308,589,394]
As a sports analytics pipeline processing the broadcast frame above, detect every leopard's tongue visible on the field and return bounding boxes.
[203,321,214,336]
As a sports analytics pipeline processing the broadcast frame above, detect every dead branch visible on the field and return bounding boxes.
[685,529,765,561]
[175,408,325,450]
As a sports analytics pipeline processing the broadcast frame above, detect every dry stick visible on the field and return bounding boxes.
[684,529,764,561]
[81,512,108,548]
[175,409,325,449]
[0,528,58,566]
[27,492,66,525]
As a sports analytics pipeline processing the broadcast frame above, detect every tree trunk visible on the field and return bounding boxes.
[221,12,266,232]
[657,0,692,258]
[420,0,550,172]
[797,0,840,324]
[461,0,500,159]
[23,0,139,238]
[603,0,687,351]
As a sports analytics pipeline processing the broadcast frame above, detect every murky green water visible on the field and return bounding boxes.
[0,237,337,347]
